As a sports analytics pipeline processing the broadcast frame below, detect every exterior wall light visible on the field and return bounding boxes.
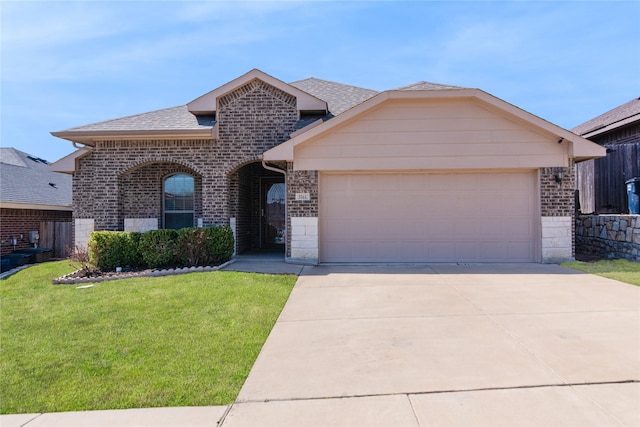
[554,167,567,183]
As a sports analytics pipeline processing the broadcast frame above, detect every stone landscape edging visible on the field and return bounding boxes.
[51,259,236,285]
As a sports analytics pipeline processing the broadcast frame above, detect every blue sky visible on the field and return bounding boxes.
[2,1,639,162]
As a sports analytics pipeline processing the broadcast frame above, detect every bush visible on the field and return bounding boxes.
[177,228,209,267]
[89,231,143,271]
[204,226,234,264]
[177,226,234,267]
[85,226,234,271]
[138,229,179,269]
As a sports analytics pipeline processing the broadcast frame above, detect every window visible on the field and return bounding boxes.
[164,174,194,229]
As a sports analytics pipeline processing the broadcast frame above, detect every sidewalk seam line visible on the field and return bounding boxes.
[235,379,639,404]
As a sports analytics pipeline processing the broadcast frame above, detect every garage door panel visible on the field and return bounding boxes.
[350,194,378,214]
[506,218,533,237]
[507,242,534,261]
[401,174,427,190]
[508,198,534,216]
[377,220,404,240]
[320,172,537,263]
[429,219,454,239]
[480,242,507,261]
[428,242,455,262]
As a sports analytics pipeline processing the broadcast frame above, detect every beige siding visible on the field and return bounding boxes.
[296,99,566,171]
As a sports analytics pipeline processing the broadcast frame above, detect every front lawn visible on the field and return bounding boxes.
[0,261,296,414]
[561,259,640,286]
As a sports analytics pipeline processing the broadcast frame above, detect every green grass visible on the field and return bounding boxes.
[561,259,640,286]
[0,261,296,414]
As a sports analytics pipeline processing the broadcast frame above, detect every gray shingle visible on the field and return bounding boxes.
[572,97,640,136]
[59,105,215,133]
[0,148,72,208]
[55,75,463,135]
[289,78,379,115]
[395,81,465,91]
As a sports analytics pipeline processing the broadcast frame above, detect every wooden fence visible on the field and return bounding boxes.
[576,143,640,214]
[40,221,72,258]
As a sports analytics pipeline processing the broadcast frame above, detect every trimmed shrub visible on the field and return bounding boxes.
[177,228,208,267]
[138,229,179,269]
[204,226,234,264]
[85,226,233,271]
[177,226,234,267]
[89,231,143,271]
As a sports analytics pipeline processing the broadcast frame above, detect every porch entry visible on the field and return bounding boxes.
[261,178,286,251]
[231,161,285,254]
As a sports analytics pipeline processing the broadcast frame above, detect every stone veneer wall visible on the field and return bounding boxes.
[286,163,318,259]
[73,80,298,243]
[575,215,640,262]
[539,160,576,262]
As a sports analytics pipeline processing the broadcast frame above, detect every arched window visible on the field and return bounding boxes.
[164,174,194,229]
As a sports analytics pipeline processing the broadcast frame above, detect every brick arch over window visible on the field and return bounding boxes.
[120,158,205,177]
[118,161,203,229]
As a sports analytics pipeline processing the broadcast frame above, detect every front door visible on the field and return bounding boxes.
[261,178,286,251]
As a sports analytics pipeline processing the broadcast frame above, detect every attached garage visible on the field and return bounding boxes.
[264,86,607,264]
[320,171,537,263]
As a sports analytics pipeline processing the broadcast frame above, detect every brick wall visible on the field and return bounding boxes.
[1,208,71,256]
[285,163,318,257]
[120,162,203,228]
[540,160,576,260]
[73,79,299,242]
[540,160,576,217]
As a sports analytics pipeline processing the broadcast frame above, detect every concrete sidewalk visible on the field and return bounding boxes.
[220,253,305,275]
[1,406,228,427]
[222,263,640,426]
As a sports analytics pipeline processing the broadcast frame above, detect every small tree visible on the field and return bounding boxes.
[66,244,99,277]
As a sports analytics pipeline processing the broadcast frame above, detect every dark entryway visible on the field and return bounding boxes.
[261,178,286,251]
[230,162,286,254]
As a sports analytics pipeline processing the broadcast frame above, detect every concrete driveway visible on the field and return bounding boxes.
[222,263,640,426]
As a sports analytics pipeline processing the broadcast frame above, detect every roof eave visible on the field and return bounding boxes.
[0,201,72,211]
[51,128,215,144]
[579,114,640,138]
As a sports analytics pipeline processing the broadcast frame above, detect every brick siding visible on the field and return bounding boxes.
[1,208,71,256]
[285,163,318,257]
[73,80,298,241]
[540,160,576,258]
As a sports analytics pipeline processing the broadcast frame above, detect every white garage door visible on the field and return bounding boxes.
[320,172,538,263]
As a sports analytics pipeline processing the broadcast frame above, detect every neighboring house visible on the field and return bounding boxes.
[574,97,640,214]
[0,148,72,257]
[51,69,605,264]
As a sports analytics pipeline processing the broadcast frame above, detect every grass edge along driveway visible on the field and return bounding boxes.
[0,261,297,414]
[561,259,640,286]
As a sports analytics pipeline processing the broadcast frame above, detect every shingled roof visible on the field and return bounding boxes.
[0,148,72,209]
[289,78,379,115]
[52,73,464,141]
[572,97,640,137]
[395,81,464,91]
[53,105,216,138]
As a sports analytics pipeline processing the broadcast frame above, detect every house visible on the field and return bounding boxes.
[574,97,640,214]
[0,148,72,258]
[51,69,605,264]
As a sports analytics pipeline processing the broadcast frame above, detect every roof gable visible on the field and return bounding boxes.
[264,88,606,166]
[187,69,328,115]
